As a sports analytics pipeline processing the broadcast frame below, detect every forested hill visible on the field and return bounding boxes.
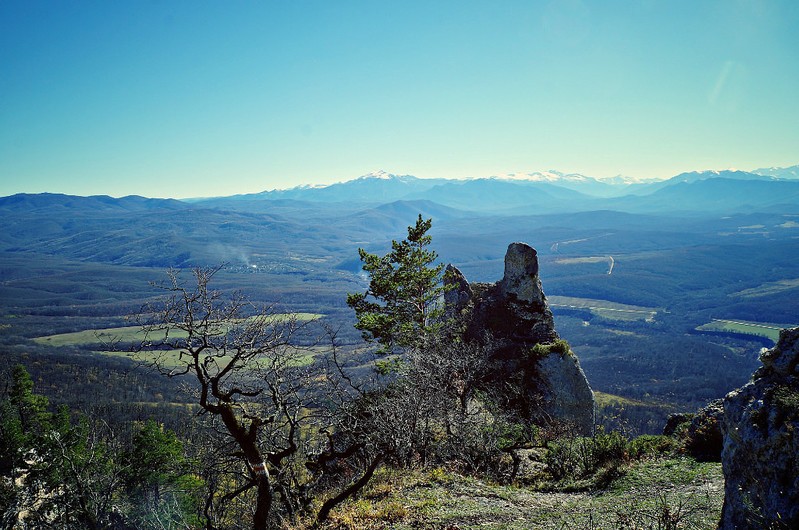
[1,168,798,432]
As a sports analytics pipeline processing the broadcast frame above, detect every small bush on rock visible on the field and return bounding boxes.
[528,339,572,359]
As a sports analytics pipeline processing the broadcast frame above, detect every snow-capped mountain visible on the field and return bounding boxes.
[596,174,657,186]
[493,170,596,183]
[616,168,793,197]
[670,169,779,183]
[751,165,799,180]
[352,170,415,182]
[489,170,625,197]
[199,163,799,212]
[229,171,447,203]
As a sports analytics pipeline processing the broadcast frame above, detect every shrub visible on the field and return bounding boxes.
[546,428,629,486]
[550,339,571,355]
[629,434,677,459]
[529,339,571,359]
[679,401,723,462]
[772,385,799,422]
[590,428,629,468]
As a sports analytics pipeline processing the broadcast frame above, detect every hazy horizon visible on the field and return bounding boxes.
[5,164,798,201]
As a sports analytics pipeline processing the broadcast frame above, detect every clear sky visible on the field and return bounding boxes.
[1,1,798,198]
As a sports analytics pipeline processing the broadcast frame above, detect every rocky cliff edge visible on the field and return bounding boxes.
[719,327,799,529]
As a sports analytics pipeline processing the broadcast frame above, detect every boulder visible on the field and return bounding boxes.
[445,242,595,435]
[719,327,799,529]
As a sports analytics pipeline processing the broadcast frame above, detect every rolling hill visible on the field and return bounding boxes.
[2,164,798,433]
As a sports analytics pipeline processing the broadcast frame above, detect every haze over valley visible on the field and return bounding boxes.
[3,164,798,433]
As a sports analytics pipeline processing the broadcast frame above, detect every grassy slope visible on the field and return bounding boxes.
[310,457,722,529]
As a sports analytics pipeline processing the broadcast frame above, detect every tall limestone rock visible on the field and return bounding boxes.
[445,242,595,435]
[719,327,799,529]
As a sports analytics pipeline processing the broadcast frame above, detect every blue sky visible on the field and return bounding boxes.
[1,1,798,198]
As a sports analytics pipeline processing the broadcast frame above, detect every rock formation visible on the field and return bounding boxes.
[445,242,595,435]
[719,327,799,529]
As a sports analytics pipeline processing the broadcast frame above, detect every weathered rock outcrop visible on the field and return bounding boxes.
[445,242,595,435]
[719,327,799,529]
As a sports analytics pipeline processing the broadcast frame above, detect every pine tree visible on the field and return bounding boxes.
[347,215,449,353]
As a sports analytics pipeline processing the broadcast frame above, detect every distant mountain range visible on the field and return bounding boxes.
[214,169,644,204]
[188,165,799,215]
[219,171,449,204]
[0,192,188,213]
[487,170,647,197]
[2,165,796,272]
[4,165,798,220]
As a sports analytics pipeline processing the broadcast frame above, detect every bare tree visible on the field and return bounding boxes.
[136,266,309,529]
[136,267,385,529]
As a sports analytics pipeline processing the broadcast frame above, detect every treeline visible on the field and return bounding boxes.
[556,312,761,415]
[0,344,192,417]
[1,364,202,529]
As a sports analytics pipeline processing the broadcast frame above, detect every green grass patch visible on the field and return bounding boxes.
[32,313,323,347]
[34,325,177,347]
[611,457,722,493]
[594,391,652,408]
[548,296,659,322]
[732,278,799,298]
[696,319,793,342]
[95,345,320,369]
[554,256,611,265]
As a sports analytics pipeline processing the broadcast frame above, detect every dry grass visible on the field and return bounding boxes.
[288,456,723,530]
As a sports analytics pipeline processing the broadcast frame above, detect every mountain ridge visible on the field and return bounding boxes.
[193,165,799,210]
[5,166,799,219]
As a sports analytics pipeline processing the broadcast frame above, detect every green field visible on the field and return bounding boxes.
[593,391,652,408]
[97,346,319,369]
[696,319,794,342]
[33,314,324,371]
[34,325,179,348]
[554,256,611,265]
[33,313,322,347]
[548,296,659,322]
[732,278,799,298]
